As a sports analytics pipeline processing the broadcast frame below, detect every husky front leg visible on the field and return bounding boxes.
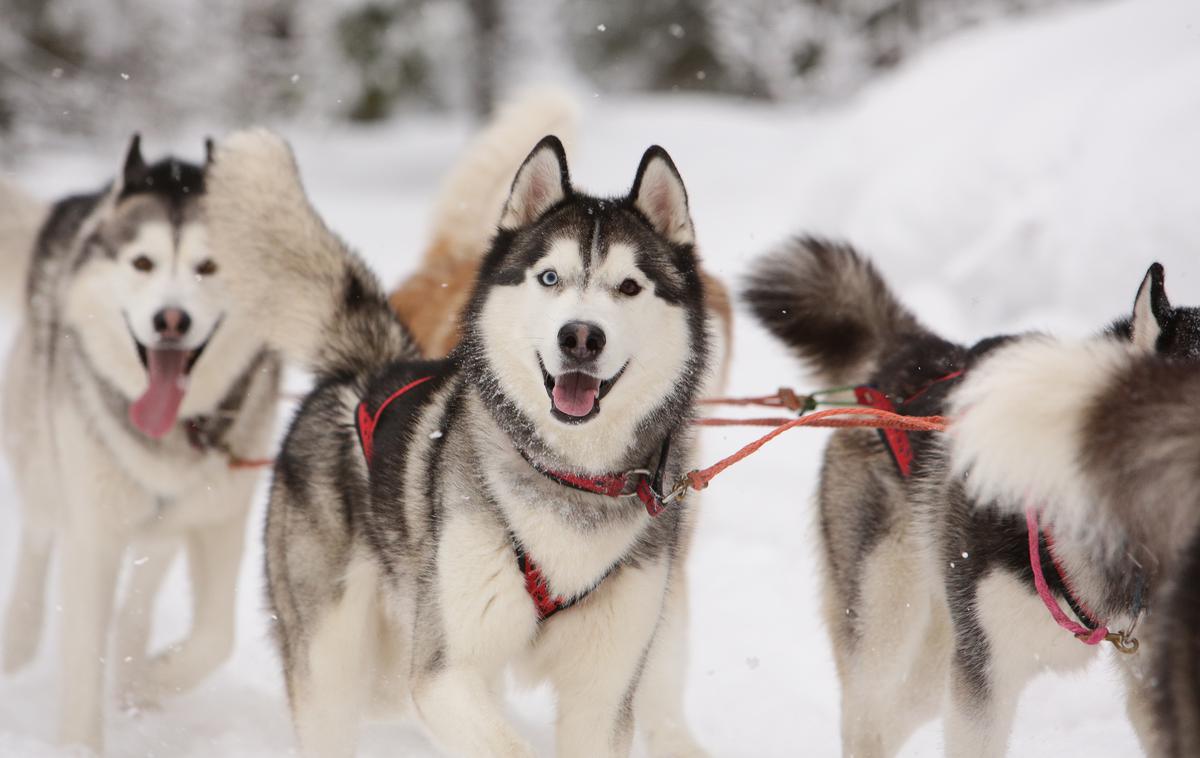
[57,523,124,750]
[289,556,381,758]
[634,561,708,757]
[413,666,536,758]
[2,525,53,673]
[114,537,180,705]
[142,511,247,698]
[410,511,539,757]
[550,559,670,758]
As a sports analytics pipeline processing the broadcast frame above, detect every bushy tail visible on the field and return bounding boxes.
[950,335,1200,573]
[0,179,46,308]
[427,86,579,267]
[742,237,925,386]
[205,129,414,381]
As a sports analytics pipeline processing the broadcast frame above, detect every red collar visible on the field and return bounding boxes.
[520,434,675,517]
[1026,507,1141,652]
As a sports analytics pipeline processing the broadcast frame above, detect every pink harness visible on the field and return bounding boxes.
[1024,507,1109,645]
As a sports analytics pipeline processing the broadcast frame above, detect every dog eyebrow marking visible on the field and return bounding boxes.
[587,218,601,283]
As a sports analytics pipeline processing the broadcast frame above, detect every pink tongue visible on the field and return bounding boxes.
[551,372,600,417]
[129,349,190,439]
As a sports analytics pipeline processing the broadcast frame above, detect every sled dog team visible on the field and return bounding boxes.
[1,91,1197,757]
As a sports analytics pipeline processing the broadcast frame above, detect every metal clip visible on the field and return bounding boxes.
[658,476,693,505]
[618,469,652,497]
[1105,630,1140,654]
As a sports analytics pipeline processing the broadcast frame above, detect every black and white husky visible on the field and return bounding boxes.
[1,138,280,752]
[744,240,1199,757]
[950,327,1200,758]
[204,130,714,757]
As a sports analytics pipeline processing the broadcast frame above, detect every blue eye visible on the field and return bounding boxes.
[538,269,559,286]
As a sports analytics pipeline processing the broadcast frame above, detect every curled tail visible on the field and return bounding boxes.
[0,179,46,308]
[205,129,415,381]
[742,237,926,386]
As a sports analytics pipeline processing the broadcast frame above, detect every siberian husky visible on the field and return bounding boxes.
[951,322,1200,758]
[204,129,715,757]
[0,137,280,752]
[744,240,1199,757]
[387,89,733,392]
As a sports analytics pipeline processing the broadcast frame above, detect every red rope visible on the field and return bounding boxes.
[685,407,947,494]
[228,456,275,469]
[700,387,813,412]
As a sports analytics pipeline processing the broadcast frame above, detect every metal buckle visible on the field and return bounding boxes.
[619,469,652,497]
[658,476,692,505]
[1105,630,1140,654]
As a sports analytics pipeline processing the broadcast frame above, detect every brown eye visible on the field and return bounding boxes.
[618,278,642,296]
[195,259,218,276]
[132,255,154,272]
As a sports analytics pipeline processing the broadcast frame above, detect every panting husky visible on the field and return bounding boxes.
[1,138,280,752]
[386,89,734,388]
[204,129,715,757]
[951,325,1200,758]
[744,240,1200,757]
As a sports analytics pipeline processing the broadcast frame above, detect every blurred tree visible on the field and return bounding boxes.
[0,0,1077,143]
[467,0,500,117]
[708,0,1075,100]
[562,0,733,95]
[234,0,306,121]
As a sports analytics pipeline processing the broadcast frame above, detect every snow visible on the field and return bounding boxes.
[3,0,1199,753]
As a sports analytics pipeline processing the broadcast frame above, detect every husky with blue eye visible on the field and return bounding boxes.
[205,129,714,757]
[0,137,280,752]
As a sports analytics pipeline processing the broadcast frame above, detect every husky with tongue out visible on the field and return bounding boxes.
[1,136,280,753]
[204,129,714,757]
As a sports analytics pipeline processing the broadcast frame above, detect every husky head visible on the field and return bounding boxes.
[62,135,252,439]
[461,136,710,472]
[1118,262,1200,359]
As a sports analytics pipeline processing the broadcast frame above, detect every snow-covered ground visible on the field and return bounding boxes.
[2,0,1199,754]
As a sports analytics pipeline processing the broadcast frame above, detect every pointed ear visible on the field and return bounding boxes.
[629,146,694,246]
[499,136,570,230]
[1132,262,1170,351]
[120,133,146,191]
[204,137,216,167]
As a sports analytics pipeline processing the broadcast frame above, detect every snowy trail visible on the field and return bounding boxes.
[2,0,1198,754]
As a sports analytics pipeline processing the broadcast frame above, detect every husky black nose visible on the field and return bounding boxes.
[152,307,191,340]
[558,321,605,361]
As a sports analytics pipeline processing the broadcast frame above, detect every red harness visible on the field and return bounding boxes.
[857,370,1141,650]
[355,377,671,623]
[852,370,962,477]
